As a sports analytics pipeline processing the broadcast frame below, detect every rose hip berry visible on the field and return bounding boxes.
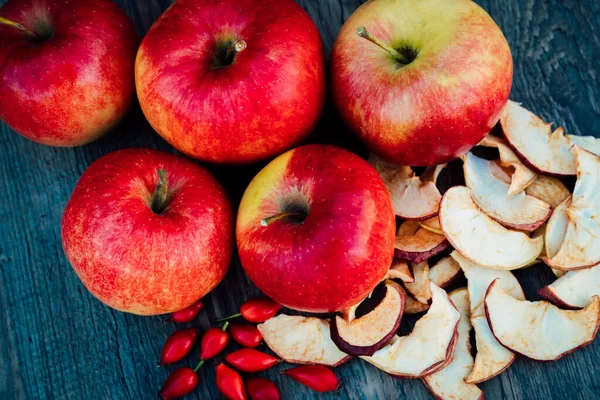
[216,362,248,400]
[228,323,262,348]
[167,300,204,323]
[159,367,198,399]
[283,365,341,392]
[158,328,199,366]
[246,377,281,400]
[225,349,280,373]
[217,297,281,323]
[194,322,229,370]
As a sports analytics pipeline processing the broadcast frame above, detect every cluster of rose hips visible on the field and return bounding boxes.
[158,297,341,399]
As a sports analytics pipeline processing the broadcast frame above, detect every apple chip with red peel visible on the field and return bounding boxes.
[419,217,443,235]
[340,298,364,324]
[429,256,462,289]
[451,251,524,383]
[440,186,543,270]
[258,315,350,366]
[524,174,571,209]
[500,101,600,177]
[463,152,552,231]
[544,197,571,260]
[544,146,600,270]
[361,283,460,378]
[385,259,414,283]
[421,164,447,185]
[331,281,406,356]
[479,134,536,194]
[404,261,431,304]
[539,263,600,309]
[485,280,600,361]
[394,221,450,264]
[405,295,430,314]
[422,288,483,400]
[368,154,441,220]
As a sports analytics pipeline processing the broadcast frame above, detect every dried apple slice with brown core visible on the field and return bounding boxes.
[500,101,600,177]
[368,154,441,220]
[524,174,571,208]
[385,259,414,283]
[258,315,350,366]
[485,280,600,361]
[451,251,524,383]
[404,261,431,304]
[478,134,536,194]
[544,146,600,270]
[429,256,462,289]
[394,221,450,264]
[330,281,406,356]
[422,288,483,400]
[538,263,600,309]
[361,283,460,378]
[463,152,551,231]
[440,186,543,270]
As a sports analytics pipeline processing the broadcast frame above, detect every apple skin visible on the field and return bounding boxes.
[0,0,138,146]
[331,0,513,166]
[135,0,326,165]
[236,145,396,313]
[61,149,234,315]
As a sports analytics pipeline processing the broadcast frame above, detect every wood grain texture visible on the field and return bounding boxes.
[1,0,599,399]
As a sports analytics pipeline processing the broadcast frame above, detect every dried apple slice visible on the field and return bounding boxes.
[570,135,600,155]
[361,283,460,377]
[405,295,430,314]
[385,259,414,283]
[544,197,571,259]
[422,288,483,400]
[489,159,512,185]
[451,251,524,383]
[545,146,600,270]
[479,134,536,194]
[404,261,431,304]
[331,281,406,356]
[538,263,600,309]
[440,186,543,270]
[258,315,350,366]
[394,221,450,264]
[485,280,600,361]
[463,152,551,231]
[524,174,571,208]
[419,216,443,235]
[429,256,462,289]
[368,154,441,220]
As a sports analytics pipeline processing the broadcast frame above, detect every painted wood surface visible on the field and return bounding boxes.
[1,0,599,399]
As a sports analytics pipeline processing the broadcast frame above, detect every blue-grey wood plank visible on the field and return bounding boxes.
[0,0,599,399]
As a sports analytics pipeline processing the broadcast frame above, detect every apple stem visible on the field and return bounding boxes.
[0,16,38,38]
[151,169,169,214]
[260,212,304,227]
[225,39,247,63]
[356,26,410,64]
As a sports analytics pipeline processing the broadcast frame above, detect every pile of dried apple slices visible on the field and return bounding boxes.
[256,102,600,400]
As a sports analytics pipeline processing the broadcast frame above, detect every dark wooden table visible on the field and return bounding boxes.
[1,0,599,399]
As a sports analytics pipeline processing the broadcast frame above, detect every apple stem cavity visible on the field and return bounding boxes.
[356,26,411,65]
[151,169,169,214]
[260,212,305,227]
[0,16,39,38]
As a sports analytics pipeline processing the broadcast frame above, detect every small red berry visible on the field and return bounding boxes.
[216,363,248,400]
[158,328,199,366]
[167,300,204,323]
[246,377,281,400]
[159,367,198,399]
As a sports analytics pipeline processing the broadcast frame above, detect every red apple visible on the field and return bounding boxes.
[61,149,234,315]
[135,0,325,164]
[331,0,513,166]
[0,0,138,146]
[236,145,395,313]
